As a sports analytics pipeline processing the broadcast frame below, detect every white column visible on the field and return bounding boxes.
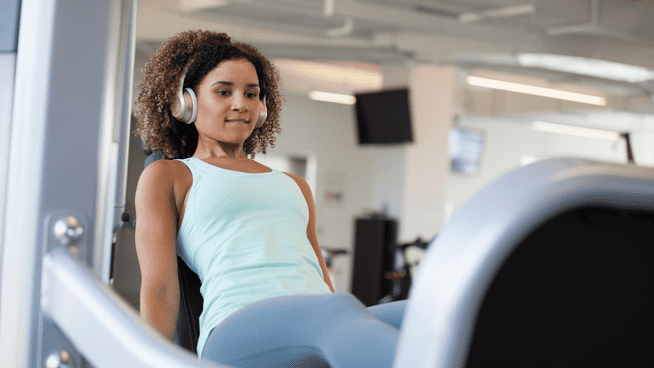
[368,65,410,221]
[399,65,456,243]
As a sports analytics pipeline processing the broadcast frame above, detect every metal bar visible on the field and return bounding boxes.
[42,248,228,368]
[0,54,16,287]
[94,0,138,283]
[1,0,139,365]
[0,0,57,365]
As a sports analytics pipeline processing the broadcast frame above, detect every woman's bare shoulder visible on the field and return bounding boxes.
[141,159,191,180]
[137,159,192,200]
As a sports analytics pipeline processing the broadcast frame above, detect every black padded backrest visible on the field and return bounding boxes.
[144,150,164,168]
[143,151,204,354]
[175,257,203,354]
[465,207,654,368]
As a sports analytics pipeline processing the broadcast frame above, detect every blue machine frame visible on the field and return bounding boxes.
[2,1,654,367]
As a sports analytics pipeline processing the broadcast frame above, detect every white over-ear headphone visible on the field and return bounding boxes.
[171,72,268,129]
[256,96,268,129]
[171,73,198,124]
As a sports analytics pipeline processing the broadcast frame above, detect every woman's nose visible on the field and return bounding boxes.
[231,95,248,111]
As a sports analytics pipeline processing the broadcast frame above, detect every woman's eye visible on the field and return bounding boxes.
[216,90,230,96]
[246,92,258,98]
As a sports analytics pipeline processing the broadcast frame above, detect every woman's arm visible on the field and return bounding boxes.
[134,160,181,341]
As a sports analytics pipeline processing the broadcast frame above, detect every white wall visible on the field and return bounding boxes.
[444,111,654,223]
[445,118,549,223]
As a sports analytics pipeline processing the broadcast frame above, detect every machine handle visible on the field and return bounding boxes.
[42,247,229,368]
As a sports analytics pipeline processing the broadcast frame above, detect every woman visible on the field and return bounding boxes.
[134,30,405,368]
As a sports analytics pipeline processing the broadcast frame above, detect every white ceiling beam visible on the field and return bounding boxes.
[141,2,365,46]
[329,0,545,47]
[177,0,548,47]
[459,3,537,23]
[325,17,354,37]
[546,0,654,46]
[181,0,326,19]
[139,0,654,72]
[380,32,558,64]
[159,1,552,56]
[547,0,599,35]
[178,0,231,13]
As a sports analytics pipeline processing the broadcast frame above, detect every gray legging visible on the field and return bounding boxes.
[201,293,407,368]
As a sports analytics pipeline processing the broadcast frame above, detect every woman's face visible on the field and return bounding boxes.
[193,58,263,145]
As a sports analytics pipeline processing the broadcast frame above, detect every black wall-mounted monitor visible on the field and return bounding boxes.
[354,88,414,145]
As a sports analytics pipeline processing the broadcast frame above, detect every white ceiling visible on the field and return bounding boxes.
[135,0,654,96]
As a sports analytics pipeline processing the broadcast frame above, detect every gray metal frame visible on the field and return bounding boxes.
[0,0,20,304]
[42,247,226,367]
[0,0,20,52]
[0,53,16,289]
[394,158,654,368]
[0,0,57,363]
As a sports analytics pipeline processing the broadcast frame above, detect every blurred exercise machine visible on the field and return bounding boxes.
[396,158,654,368]
[2,1,654,367]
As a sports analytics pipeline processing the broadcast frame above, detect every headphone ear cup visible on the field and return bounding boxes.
[171,87,187,121]
[255,111,267,129]
[171,72,197,124]
[255,98,268,129]
[184,88,198,124]
[172,88,197,124]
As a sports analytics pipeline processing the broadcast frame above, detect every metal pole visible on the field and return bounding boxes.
[0,0,137,366]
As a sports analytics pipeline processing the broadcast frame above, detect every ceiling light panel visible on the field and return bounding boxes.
[518,53,654,83]
[466,76,607,106]
[532,121,620,140]
[309,91,357,104]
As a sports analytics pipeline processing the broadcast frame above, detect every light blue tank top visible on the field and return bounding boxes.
[175,157,332,357]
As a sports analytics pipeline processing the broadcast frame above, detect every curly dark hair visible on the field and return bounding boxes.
[134,30,283,160]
